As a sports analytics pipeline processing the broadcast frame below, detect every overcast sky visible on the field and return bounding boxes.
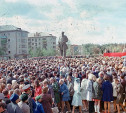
[0,0,126,44]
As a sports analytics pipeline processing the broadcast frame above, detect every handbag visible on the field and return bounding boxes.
[51,104,59,113]
[123,99,126,107]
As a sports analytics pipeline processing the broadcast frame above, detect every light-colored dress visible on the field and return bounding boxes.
[86,79,93,101]
[80,78,87,100]
[72,78,82,106]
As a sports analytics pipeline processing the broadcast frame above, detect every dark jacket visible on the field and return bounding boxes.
[7,102,23,113]
[28,97,36,113]
[102,80,113,102]
[35,102,45,113]
[41,94,53,113]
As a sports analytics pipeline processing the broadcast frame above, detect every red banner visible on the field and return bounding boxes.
[104,52,126,57]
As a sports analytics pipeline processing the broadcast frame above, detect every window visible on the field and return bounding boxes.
[53,42,56,44]
[35,39,37,42]
[8,39,10,42]
[53,46,56,48]
[22,45,27,48]
[32,39,34,41]
[28,39,31,41]
[35,43,37,46]
[22,50,27,54]
[8,51,11,54]
[21,32,27,37]
[21,39,26,43]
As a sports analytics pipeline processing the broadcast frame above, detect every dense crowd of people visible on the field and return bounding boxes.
[0,56,125,113]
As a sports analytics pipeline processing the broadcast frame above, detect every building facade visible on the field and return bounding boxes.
[28,32,56,52]
[0,25,28,59]
[70,45,83,56]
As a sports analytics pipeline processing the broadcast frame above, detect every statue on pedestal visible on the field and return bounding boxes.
[58,32,68,57]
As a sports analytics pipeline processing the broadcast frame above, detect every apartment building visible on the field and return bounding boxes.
[0,25,28,59]
[28,32,56,51]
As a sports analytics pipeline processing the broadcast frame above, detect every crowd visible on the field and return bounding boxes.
[0,56,125,113]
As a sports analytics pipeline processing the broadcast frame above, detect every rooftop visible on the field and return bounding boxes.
[28,32,56,38]
[0,25,28,32]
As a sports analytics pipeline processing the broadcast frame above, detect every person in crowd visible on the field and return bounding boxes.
[50,77,61,110]
[18,93,30,113]
[34,80,42,97]
[86,73,94,113]
[112,77,118,112]
[2,90,11,105]
[59,79,71,113]
[80,73,88,111]
[0,102,6,113]
[40,87,53,113]
[115,79,126,113]
[93,78,102,113]
[72,72,82,113]
[43,80,54,99]
[0,55,126,113]
[7,73,16,84]
[67,75,74,109]
[7,93,23,113]
[35,95,45,113]
[102,75,113,113]
[22,84,36,113]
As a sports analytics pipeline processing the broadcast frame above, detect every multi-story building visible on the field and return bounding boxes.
[70,44,83,55]
[0,25,28,59]
[28,32,56,51]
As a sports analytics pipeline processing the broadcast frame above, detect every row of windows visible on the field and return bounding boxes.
[28,38,55,42]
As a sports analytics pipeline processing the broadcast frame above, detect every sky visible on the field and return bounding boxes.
[0,0,126,44]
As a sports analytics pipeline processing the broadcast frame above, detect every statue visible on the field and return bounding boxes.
[58,32,68,57]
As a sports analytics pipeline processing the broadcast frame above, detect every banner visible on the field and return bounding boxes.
[104,52,126,57]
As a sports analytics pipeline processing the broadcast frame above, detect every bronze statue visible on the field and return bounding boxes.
[58,32,68,57]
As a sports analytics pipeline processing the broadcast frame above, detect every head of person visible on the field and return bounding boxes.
[0,102,5,113]
[67,75,72,82]
[22,84,31,95]
[113,77,118,84]
[43,80,48,87]
[0,93,4,102]
[59,79,64,85]
[34,80,40,87]
[92,75,96,82]
[2,90,8,97]
[14,89,21,96]
[96,78,102,84]
[42,87,48,94]
[104,74,109,81]
[10,93,19,104]
[20,93,28,103]
[53,71,57,77]
[99,71,104,78]
[62,32,64,36]
[88,73,94,80]
[35,95,42,102]
[74,72,78,78]
[50,77,55,84]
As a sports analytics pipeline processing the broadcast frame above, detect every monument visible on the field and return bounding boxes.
[58,32,68,57]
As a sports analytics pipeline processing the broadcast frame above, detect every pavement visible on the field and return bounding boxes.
[64,102,125,113]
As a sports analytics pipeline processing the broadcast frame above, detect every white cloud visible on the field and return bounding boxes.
[62,0,77,12]
[5,0,19,3]
[80,11,89,18]
[43,8,63,20]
